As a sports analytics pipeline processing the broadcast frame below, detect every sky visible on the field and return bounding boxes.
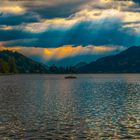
[0,0,140,66]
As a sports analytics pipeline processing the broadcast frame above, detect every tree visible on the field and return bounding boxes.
[8,57,18,73]
[0,59,9,73]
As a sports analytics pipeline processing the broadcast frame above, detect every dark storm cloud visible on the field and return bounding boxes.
[0,29,36,41]
[34,20,138,47]
[1,0,140,49]
[23,1,90,19]
[0,0,90,27]
[133,0,140,4]
[0,13,40,26]
[4,17,139,48]
[19,0,139,19]
[0,0,139,27]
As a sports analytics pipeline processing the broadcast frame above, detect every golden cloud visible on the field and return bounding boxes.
[0,6,25,14]
[0,45,124,61]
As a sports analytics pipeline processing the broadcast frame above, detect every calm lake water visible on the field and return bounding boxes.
[0,74,140,140]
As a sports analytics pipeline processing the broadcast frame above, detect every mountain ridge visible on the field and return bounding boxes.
[78,46,140,73]
[0,50,76,74]
[0,50,48,73]
[1,46,140,74]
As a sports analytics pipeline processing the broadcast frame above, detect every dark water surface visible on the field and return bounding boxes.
[0,74,140,140]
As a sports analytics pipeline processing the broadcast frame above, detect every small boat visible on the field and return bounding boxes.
[65,76,77,79]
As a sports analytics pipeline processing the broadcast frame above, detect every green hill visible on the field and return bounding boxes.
[0,50,48,74]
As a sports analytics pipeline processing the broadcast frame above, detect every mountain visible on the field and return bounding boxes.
[0,50,48,73]
[1,47,140,74]
[78,46,140,73]
[0,50,77,74]
[74,62,88,69]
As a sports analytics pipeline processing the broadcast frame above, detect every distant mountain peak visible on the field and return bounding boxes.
[78,46,140,73]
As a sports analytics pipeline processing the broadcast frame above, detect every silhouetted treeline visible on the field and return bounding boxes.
[0,50,77,74]
[48,64,77,74]
[0,58,17,73]
[0,50,48,74]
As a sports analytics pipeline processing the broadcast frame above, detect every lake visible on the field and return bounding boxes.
[0,74,140,139]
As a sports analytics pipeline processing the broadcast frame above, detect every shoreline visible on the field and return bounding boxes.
[1,73,140,76]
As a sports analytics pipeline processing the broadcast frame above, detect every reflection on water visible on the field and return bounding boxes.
[0,74,140,139]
